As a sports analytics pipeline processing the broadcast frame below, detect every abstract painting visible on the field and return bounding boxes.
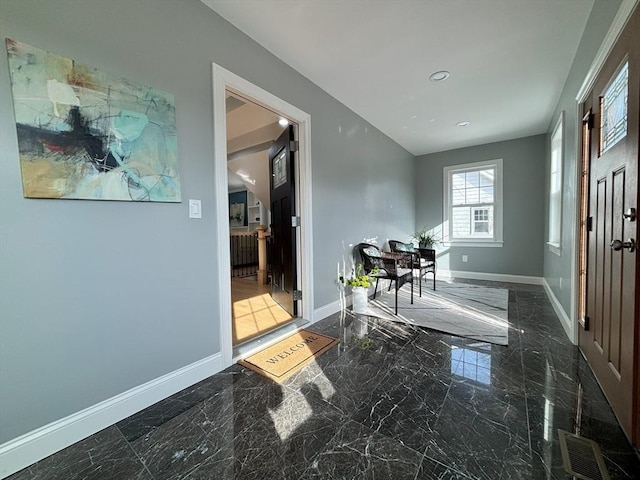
[229,203,245,228]
[5,38,181,202]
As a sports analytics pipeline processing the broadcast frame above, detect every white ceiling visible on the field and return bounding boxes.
[203,0,595,156]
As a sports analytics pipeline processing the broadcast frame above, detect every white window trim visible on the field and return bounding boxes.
[547,111,563,256]
[443,158,503,248]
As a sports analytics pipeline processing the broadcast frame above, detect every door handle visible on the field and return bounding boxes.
[610,238,636,252]
[623,208,636,222]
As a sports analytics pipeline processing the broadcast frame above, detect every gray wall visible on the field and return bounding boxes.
[0,0,414,443]
[543,0,622,315]
[415,135,546,277]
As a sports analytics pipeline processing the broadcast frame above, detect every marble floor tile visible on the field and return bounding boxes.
[7,280,640,480]
[7,426,153,480]
[128,405,219,480]
[415,455,474,479]
[116,373,231,442]
[425,399,531,480]
[302,420,423,479]
[351,371,450,452]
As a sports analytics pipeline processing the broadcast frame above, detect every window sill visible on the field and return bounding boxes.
[443,240,503,248]
[547,242,561,256]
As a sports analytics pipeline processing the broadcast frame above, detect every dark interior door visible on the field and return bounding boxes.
[581,6,639,444]
[269,125,297,316]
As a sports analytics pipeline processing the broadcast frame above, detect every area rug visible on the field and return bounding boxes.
[367,282,509,345]
[238,329,339,383]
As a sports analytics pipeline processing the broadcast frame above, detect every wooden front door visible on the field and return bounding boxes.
[580,6,639,444]
[269,125,298,316]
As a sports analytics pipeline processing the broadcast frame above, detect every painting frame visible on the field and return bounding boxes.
[229,202,245,228]
[5,38,181,202]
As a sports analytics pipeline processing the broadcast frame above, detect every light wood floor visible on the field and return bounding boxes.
[231,276,293,346]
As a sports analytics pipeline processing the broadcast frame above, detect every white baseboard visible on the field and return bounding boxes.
[439,269,544,285]
[542,279,575,344]
[313,298,344,323]
[0,353,223,479]
[312,286,365,323]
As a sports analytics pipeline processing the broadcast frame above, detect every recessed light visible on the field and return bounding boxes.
[278,118,289,126]
[429,70,450,82]
[456,121,471,127]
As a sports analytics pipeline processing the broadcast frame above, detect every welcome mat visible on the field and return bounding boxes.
[238,329,339,383]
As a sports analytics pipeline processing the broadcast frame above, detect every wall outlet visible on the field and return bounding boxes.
[462,255,468,263]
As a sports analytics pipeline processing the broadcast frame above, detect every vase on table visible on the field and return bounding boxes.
[352,286,368,314]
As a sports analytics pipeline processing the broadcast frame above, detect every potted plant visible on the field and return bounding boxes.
[339,263,378,314]
[411,227,438,248]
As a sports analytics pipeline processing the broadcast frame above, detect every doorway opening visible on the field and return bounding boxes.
[225,91,294,346]
[212,63,314,367]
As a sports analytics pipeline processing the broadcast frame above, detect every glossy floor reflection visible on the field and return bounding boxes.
[8,281,640,479]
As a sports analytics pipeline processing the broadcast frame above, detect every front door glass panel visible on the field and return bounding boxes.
[600,61,628,154]
[272,148,287,189]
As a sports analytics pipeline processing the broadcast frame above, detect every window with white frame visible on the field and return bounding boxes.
[443,159,503,246]
[472,208,490,234]
[548,112,563,255]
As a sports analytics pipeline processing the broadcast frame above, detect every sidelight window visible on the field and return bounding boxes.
[548,112,563,255]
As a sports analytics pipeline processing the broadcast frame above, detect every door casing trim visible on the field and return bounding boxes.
[212,63,314,367]
[575,0,640,104]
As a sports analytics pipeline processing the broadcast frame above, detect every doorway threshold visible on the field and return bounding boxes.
[233,318,310,362]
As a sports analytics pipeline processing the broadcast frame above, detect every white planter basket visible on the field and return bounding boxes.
[352,287,368,314]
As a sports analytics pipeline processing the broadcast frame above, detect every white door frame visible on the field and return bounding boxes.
[212,63,314,367]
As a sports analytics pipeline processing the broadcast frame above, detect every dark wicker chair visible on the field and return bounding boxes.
[388,240,436,295]
[356,243,413,315]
